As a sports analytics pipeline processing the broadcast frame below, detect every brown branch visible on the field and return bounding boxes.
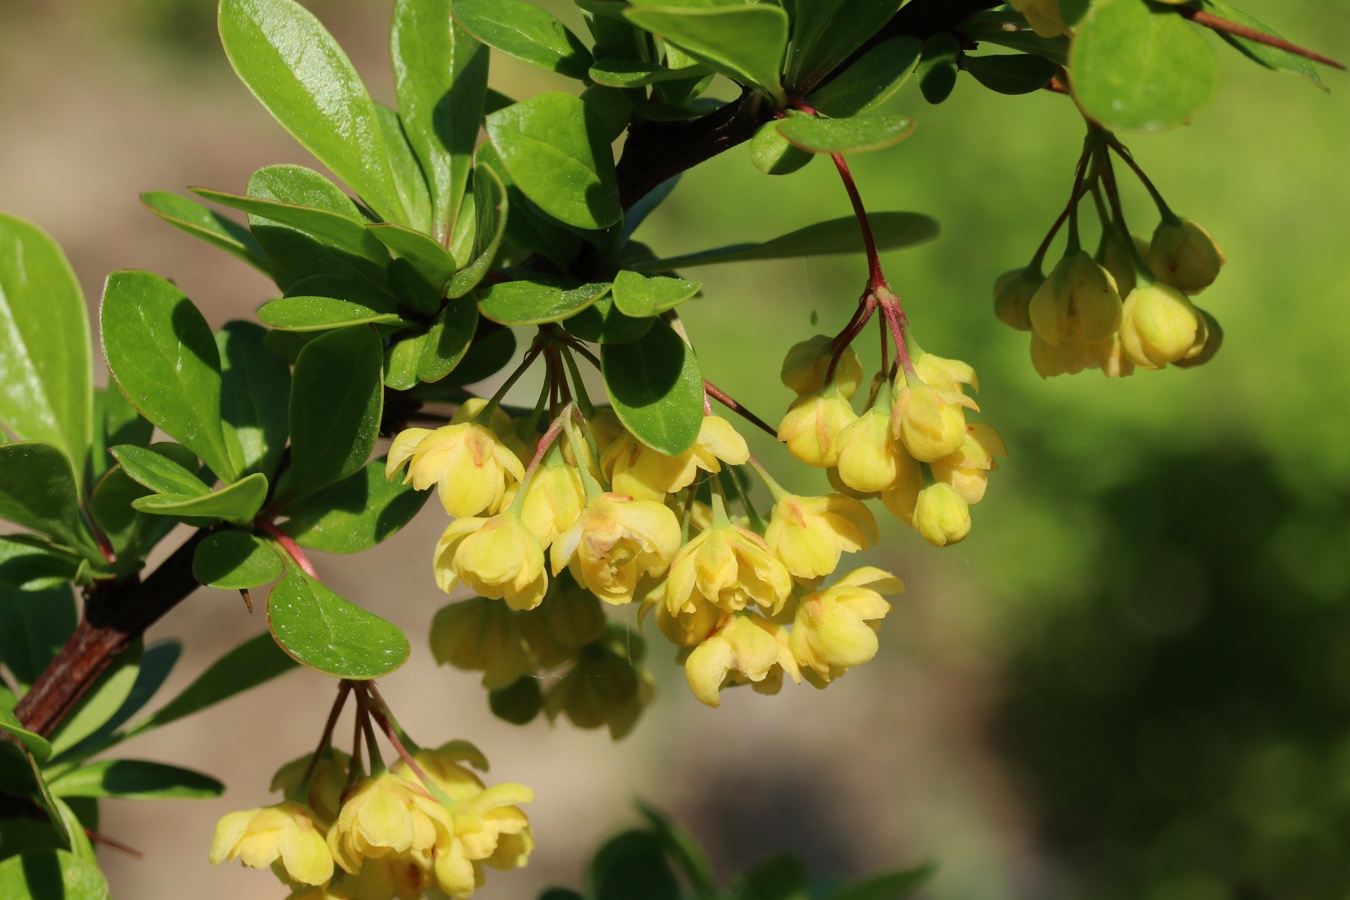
[1183,9,1345,71]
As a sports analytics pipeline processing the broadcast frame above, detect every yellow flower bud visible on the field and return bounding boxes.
[210,802,335,887]
[891,382,974,462]
[1087,331,1135,379]
[433,513,548,611]
[1029,331,1095,378]
[777,386,858,467]
[791,567,901,686]
[551,492,681,604]
[683,613,800,707]
[665,523,794,617]
[1098,230,1149,299]
[879,452,924,523]
[764,493,877,581]
[1148,217,1224,294]
[1009,0,1068,37]
[993,267,1042,332]
[270,749,352,824]
[929,422,1007,505]
[1029,251,1122,346]
[430,596,535,688]
[512,455,585,548]
[386,422,525,518]
[834,402,907,493]
[1118,282,1202,369]
[327,774,453,875]
[912,482,972,547]
[780,334,863,397]
[1173,307,1223,369]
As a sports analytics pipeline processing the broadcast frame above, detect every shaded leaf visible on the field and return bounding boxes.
[0,702,52,764]
[0,537,84,594]
[280,458,430,554]
[109,445,209,497]
[131,473,269,525]
[376,103,433,235]
[564,296,655,345]
[807,36,922,117]
[418,297,480,383]
[259,296,404,332]
[367,223,458,291]
[49,760,223,800]
[446,163,508,299]
[589,58,707,88]
[0,444,93,554]
[601,318,702,455]
[0,850,108,900]
[917,32,960,104]
[964,53,1057,94]
[786,0,901,91]
[49,642,143,756]
[267,569,410,679]
[750,120,815,176]
[834,862,937,900]
[217,321,291,481]
[589,829,680,900]
[624,5,787,102]
[453,0,593,80]
[193,530,284,589]
[638,803,717,898]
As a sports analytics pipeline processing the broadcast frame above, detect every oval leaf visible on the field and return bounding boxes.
[589,58,707,88]
[446,163,508,299]
[418,297,480,383]
[49,760,224,800]
[611,271,701,317]
[479,279,611,326]
[131,473,269,525]
[366,223,459,290]
[139,192,271,276]
[601,317,703,455]
[279,458,430,554]
[0,850,108,900]
[109,445,209,497]
[453,0,593,79]
[218,321,292,481]
[259,296,404,332]
[964,53,1057,95]
[807,36,923,117]
[749,120,815,176]
[623,5,788,102]
[0,444,92,554]
[49,643,143,756]
[776,114,915,154]
[267,570,410,679]
[564,296,655,345]
[192,530,284,589]
[0,702,52,763]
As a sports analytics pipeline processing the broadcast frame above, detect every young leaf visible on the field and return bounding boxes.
[279,458,430,554]
[192,530,285,589]
[218,0,407,223]
[589,58,707,88]
[806,36,922,118]
[109,445,210,497]
[446,163,508,299]
[367,223,459,290]
[623,5,788,103]
[785,0,902,91]
[611,271,700,317]
[0,444,94,555]
[0,215,92,485]
[130,473,269,524]
[632,211,939,272]
[88,468,176,566]
[0,538,84,593]
[750,120,815,176]
[1199,0,1325,87]
[418,296,480,383]
[0,702,53,764]
[418,319,517,392]
[139,192,272,276]
[486,93,623,230]
[258,296,404,332]
[100,271,238,483]
[267,569,410,679]
[385,334,428,391]
[964,53,1058,95]
[49,759,223,801]
[601,317,703,455]
[479,278,612,326]
[917,32,961,105]
[282,326,384,502]
[1070,0,1220,133]
[589,829,680,900]
[0,849,109,900]
[48,642,143,756]
[392,0,490,241]
[453,0,594,80]
[123,631,297,737]
[218,321,291,481]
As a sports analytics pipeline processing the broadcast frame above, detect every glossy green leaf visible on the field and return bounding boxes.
[602,317,702,455]
[964,53,1058,94]
[259,296,404,332]
[807,36,922,117]
[0,444,92,554]
[283,326,384,501]
[1200,0,1324,87]
[376,104,433,235]
[0,537,83,593]
[589,829,680,900]
[267,569,410,679]
[48,643,143,756]
[633,211,939,272]
[284,273,399,312]
[392,0,490,242]
[0,215,92,484]
[611,271,700,317]
[1070,0,1220,133]
[385,335,426,391]
[588,58,706,87]
[564,296,655,345]
[218,0,406,223]
[785,0,901,90]
[280,458,429,554]
[109,445,209,497]
[367,223,458,290]
[90,385,154,486]
[453,0,593,80]
[475,142,583,269]
[624,5,788,102]
[88,468,175,566]
[100,270,237,482]
[418,297,480,383]
[192,530,284,589]
[124,631,297,737]
[834,862,937,900]
[420,320,517,390]
[486,93,622,230]
[49,760,223,800]
[131,473,269,524]
[734,853,807,900]
[0,850,108,900]
[479,278,611,326]
[750,119,815,175]
[447,163,508,299]
[638,804,717,898]
[917,32,960,104]
[139,192,271,276]
[0,703,52,764]
[218,321,291,481]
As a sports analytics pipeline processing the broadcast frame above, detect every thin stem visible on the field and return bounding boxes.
[1097,149,1153,283]
[480,337,546,422]
[1105,138,1173,222]
[1183,9,1345,70]
[830,152,887,291]
[292,681,353,805]
[559,346,596,418]
[703,379,776,438]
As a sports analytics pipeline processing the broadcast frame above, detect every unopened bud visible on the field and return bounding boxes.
[1119,282,1202,369]
[1148,218,1224,294]
[993,267,1042,332]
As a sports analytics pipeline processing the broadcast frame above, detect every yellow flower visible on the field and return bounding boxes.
[928,423,1007,505]
[327,774,453,875]
[777,386,858,467]
[791,567,901,687]
[327,850,436,899]
[1029,251,1122,347]
[509,455,585,548]
[603,415,749,500]
[1009,0,1067,37]
[779,333,863,398]
[644,579,723,647]
[430,596,535,688]
[391,742,491,803]
[1148,217,1224,294]
[912,482,971,547]
[210,801,334,887]
[270,749,352,825]
[879,454,925,524]
[551,492,681,604]
[664,523,793,617]
[433,513,548,611]
[913,351,978,395]
[890,381,975,462]
[1173,307,1223,369]
[1118,282,1203,369]
[434,783,535,899]
[684,613,800,707]
[1029,330,1095,378]
[386,422,525,518]
[1088,331,1136,379]
[764,493,877,582]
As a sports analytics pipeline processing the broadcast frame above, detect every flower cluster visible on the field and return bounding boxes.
[211,743,532,900]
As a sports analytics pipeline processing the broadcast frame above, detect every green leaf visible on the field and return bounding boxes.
[418,297,480,383]
[100,270,237,483]
[0,215,92,487]
[87,469,175,565]
[611,271,700,317]
[367,223,459,290]
[218,0,406,223]
[623,5,788,102]
[259,296,404,332]
[0,444,92,554]
[589,829,680,900]
[479,278,611,326]
[280,458,430,554]
[446,163,508,299]
[218,321,291,481]
[963,11,1069,64]
[49,760,223,800]
[637,804,718,898]
[192,530,284,589]
[964,53,1058,95]
[90,385,154,487]
[733,853,807,900]
[417,320,517,393]
[267,570,410,679]
[475,142,583,269]
[124,631,297,737]
[601,317,702,455]
[1199,0,1324,87]
[376,103,433,236]
[806,36,922,117]
[0,536,83,592]
[131,473,269,525]
[834,862,937,900]
[589,57,707,87]
[785,0,901,91]
[139,192,271,276]
[486,93,623,230]
[0,702,52,764]
[917,32,960,104]
[392,0,490,242]
[749,120,815,176]
[0,850,108,900]
[633,211,939,272]
[1069,0,1220,133]
[48,642,142,756]
[564,296,655,345]
[109,445,209,497]
[385,334,427,391]
[282,326,384,501]
[453,0,593,80]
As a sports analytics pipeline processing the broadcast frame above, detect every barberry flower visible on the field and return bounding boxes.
[551,492,681,604]
[386,421,525,518]
[890,380,975,463]
[510,453,585,548]
[912,482,972,547]
[270,748,352,824]
[763,493,877,582]
[780,333,863,398]
[993,266,1042,331]
[1029,251,1122,347]
[834,399,910,493]
[778,385,858,467]
[1118,282,1203,369]
[210,802,334,886]
[604,415,749,500]
[327,774,453,875]
[929,423,1007,505]
[791,567,901,686]
[433,513,548,611]
[683,613,800,707]
[664,522,793,617]
[434,783,535,899]
[1148,217,1224,294]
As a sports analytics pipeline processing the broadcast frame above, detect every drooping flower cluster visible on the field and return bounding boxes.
[211,742,532,900]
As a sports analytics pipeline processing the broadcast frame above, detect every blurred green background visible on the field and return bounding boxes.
[1,2,1348,898]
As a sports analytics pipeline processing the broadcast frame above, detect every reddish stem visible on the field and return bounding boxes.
[1184,9,1345,70]
[703,379,777,438]
[256,519,320,581]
